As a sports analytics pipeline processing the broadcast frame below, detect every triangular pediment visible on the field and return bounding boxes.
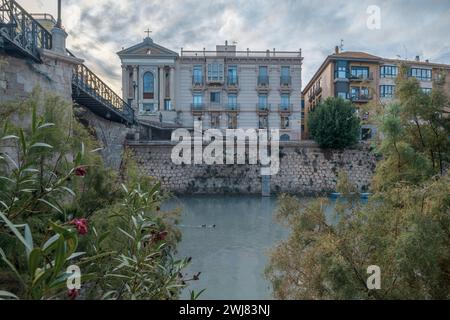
[117,38,178,57]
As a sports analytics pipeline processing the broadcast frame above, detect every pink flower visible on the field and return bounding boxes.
[67,288,79,300]
[74,167,87,177]
[71,218,88,236]
[153,231,169,242]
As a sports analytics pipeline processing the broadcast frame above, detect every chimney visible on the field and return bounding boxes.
[335,46,340,54]
[415,55,420,62]
[225,40,228,46]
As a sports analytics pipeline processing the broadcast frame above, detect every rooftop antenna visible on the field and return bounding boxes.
[340,39,344,52]
[56,0,62,28]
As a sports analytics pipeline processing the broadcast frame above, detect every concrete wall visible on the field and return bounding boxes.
[128,142,376,195]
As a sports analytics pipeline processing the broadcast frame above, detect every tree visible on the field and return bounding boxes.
[308,97,361,149]
[266,76,450,300]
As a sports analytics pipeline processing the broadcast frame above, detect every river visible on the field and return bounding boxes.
[166,195,290,300]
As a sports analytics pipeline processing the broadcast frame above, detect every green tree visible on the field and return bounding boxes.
[308,97,361,149]
[267,75,450,300]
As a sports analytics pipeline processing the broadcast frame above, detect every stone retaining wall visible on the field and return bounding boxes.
[128,142,377,195]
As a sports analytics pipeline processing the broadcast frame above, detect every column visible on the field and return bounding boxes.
[159,67,165,111]
[132,66,139,112]
[121,65,128,101]
[169,66,175,110]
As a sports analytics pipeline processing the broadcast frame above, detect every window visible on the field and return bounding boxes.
[281,66,290,85]
[281,116,290,129]
[228,94,237,110]
[280,134,290,142]
[351,67,369,79]
[193,94,203,108]
[143,103,155,112]
[164,99,172,111]
[211,114,220,129]
[410,68,432,81]
[421,88,432,94]
[207,62,224,82]
[281,94,290,109]
[258,94,268,109]
[228,114,238,129]
[351,87,369,99]
[335,60,349,79]
[258,66,269,85]
[210,92,221,104]
[143,72,154,99]
[228,66,238,85]
[193,65,203,84]
[259,116,268,129]
[380,85,395,98]
[380,65,398,78]
[337,92,348,99]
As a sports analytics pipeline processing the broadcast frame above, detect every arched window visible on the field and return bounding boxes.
[280,134,290,142]
[143,72,154,99]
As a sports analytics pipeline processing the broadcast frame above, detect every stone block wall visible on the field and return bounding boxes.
[0,52,74,103]
[128,142,377,195]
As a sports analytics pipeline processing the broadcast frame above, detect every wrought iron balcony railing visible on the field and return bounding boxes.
[350,72,374,81]
[279,104,293,114]
[350,94,373,102]
[226,103,240,112]
[0,0,52,61]
[191,103,207,112]
[192,75,204,86]
[256,103,271,113]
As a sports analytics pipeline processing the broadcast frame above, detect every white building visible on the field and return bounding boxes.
[118,37,304,141]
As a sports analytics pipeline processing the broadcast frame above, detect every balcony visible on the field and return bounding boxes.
[191,103,207,116]
[256,103,271,115]
[350,94,373,103]
[280,76,292,92]
[279,104,293,115]
[192,76,205,91]
[226,76,239,92]
[257,75,270,93]
[226,103,240,113]
[350,72,374,82]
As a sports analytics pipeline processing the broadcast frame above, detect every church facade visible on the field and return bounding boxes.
[118,37,304,141]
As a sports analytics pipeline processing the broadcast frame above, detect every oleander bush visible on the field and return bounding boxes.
[0,91,197,300]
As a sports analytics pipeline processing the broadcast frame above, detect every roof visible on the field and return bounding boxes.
[331,51,382,61]
[117,37,178,58]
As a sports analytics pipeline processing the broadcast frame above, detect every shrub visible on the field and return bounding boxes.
[308,97,361,149]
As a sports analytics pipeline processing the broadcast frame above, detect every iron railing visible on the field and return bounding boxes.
[0,0,52,61]
[72,62,135,124]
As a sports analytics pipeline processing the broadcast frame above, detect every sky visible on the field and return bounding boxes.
[18,0,450,94]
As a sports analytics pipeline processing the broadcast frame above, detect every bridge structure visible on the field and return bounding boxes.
[0,0,134,125]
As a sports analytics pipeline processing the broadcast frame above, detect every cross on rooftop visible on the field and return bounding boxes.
[145,29,152,38]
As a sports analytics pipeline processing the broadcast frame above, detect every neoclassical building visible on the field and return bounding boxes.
[118,37,304,141]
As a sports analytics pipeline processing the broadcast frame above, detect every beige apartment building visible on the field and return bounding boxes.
[303,47,450,139]
[118,37,304,141]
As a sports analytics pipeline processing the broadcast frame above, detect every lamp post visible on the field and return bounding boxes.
[56,0,62,28]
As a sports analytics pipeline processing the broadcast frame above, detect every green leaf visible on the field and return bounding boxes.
[42,234,61,252]
[37,123,55,130]
[30,143,53,149]
[67,252,86,261]
[38,198,63,214]
[59,186,76,197]
[0,248,25,287]
[0,213,33,253]
[28,248,43,277]
[1,135,19,141]
[19,129,27,156]
[0,290,19,300]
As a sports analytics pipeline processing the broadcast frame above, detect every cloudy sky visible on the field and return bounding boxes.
[19,0,450,93]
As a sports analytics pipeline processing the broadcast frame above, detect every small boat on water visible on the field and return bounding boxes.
[329,192,372,200]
